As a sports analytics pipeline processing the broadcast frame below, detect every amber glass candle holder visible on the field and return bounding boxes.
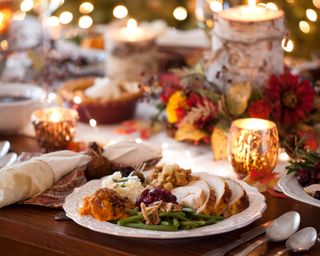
[0,0,12,36]
[228,118,279,179]
[32,107,78,152]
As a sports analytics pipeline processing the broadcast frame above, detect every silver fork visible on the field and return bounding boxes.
[134,162,147,172]
[0,141,17,169]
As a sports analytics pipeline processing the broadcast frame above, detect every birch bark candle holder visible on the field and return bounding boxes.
[105,19,158,82]
[205,1,285,92]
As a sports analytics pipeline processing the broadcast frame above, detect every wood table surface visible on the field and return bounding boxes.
[0,135,320,256]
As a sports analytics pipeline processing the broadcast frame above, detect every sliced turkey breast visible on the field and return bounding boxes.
[223,178,249,217]
[171,180,211,214]
[195,173,231,216]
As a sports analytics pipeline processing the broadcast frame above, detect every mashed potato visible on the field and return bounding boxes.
[101,172,145,203]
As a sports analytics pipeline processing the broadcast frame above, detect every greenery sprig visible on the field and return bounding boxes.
[286,150,320,174]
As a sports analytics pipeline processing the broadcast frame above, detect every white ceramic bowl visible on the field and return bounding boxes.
[0,83,46,133]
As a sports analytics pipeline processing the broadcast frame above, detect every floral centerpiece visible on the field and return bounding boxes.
[149,66,320,160]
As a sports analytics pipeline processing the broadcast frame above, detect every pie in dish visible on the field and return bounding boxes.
[59,77,143,124]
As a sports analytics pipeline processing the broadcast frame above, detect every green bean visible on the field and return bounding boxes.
[159,212,189,221]
[172,218,179,228]
[180,220,206,227]
[125,223,178,231]
[205,218,217,225]
[160,221,170,226]
[117,214,143,226]
[125,208,139,215]
[213,215,225,221]
[182,207,195,213]
[190,213,224,221]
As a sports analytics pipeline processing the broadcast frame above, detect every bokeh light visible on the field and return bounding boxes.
[282,38,294,52]
[299,20,311,33]
[113,5,128,19]
[78,15,93,29]
[173,6,188,20]
[79,2,94,14]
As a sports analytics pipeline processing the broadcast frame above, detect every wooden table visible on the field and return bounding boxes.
[0,135,319,256]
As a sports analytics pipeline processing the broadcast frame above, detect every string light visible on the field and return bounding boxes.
[299,20,310,33]
[13,11,26,21]
[73,96,82,104]
[313,0,320,8]
[113,5,128,19]
[173,6,188,21]
[266,2,278,11]
[210,1,223,12]
[59,11,73,24]
[20,0,33,12]
[78,15,93,29]
[306,9,317,22]
[282,38,294,52]
[89,118,97,128]
[46,16,60,27]
[286,0,294,3]
[79,2,94,14]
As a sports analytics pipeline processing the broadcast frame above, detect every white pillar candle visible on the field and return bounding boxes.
[105,19,158,82]
[205,1,285,91]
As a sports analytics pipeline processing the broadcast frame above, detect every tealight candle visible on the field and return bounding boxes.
[105,18,158,81]
[228,118,279,179]
[205,0,285,91]
[32,107,78,152]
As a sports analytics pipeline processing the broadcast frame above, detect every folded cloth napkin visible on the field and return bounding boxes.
[0,150,91,208]
[103,141,162,167]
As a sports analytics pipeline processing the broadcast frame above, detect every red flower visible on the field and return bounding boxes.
[266,73,315,124]
[187,92,202,107]
[248,100,271,119]
[159,73,181,103]
[175,107,187,122]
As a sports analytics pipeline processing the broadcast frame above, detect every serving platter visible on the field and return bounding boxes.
[278,172,320,208]
[63,175,266,239]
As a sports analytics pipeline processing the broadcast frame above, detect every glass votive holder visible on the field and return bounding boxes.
[228,118,279,179]
[32,107,78,152]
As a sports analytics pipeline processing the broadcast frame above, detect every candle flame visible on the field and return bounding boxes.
[248,0,256,7]
[127,18,137,29]
[49,111,62,123]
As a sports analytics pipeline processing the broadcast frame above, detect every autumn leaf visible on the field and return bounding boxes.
[175,124,207,142]
[226,82,252,116]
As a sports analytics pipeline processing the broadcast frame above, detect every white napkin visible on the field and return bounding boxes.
[34,150,91,182]
[0,150,91,208]
[103,141,162,167]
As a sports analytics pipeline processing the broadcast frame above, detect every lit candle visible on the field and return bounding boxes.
[32,107,78,152]
[0,1,13,35]
[219,0,283,22]
[105,18,158,81]
[228,118,279,179]
[110,18,155,42]
[120,18,143,42]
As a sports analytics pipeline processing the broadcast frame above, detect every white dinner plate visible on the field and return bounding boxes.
[278,172,320,208]
[63,177,266,239]
[63,176,267,239]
